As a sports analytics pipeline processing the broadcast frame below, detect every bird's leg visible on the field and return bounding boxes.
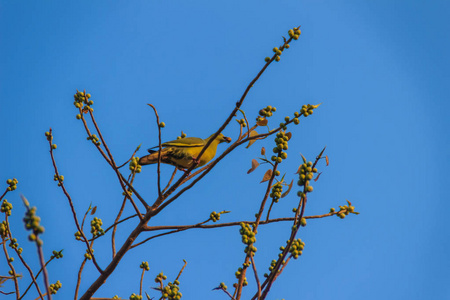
[177,166,191,175]
[191,157,200,165]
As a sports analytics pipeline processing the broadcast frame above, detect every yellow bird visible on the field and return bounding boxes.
[139,133,232,169]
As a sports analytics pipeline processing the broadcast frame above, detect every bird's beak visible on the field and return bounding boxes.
[223,136,232,143]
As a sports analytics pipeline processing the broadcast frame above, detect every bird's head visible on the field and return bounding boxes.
[209,133,232,144]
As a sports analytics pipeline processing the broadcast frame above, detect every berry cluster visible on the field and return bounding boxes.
[271,131,289,163]
[218,282,227,290]
[270,182,283,203]
[140,261,150,271]
[6,178,18,192]
[289,238,305,259]
[234,267,248,287]
[0,221,8,238]
[49,280,62,294]
[297,160,317,197]
[155,272,168,283]
[1,199,13,216]
[288,27,301,40]
[300,104,320,117]
[177,131,187,140]
[239,223,256,254]
[258,105,277,118]
[44,131,53,141]
[87,134,101,146]
[9,237,18,250]
[84,248,94,260]
[129,293,142,300]
[74,231,82,241]
[334,200,357,219]
[90,217,105,238]
[53,174,64,186]
[267,259,277,273]
[74,90,93,120]
[161,281,182,300]
[51,250,64,259]
[210,211,221,222]
[129,157,142,173]
[236,118,247,127]
[24,206,44,244]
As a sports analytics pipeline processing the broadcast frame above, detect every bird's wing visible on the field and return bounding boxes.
[147,137,205,152]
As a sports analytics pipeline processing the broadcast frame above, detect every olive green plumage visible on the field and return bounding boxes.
[138,133,232,169]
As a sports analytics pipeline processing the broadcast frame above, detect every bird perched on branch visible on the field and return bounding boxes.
[138,133,232,170]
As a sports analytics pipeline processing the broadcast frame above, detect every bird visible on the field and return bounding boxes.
[138,133,232,169]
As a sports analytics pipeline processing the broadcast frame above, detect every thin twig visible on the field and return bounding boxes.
[20,256,56,300]
[1,236,20,299]
[6,214,45,300]
[175,260,188,281]
[117,145,141,169]
[250,256,261,300]
[162,168,177,194]
[132,218,211,249]
[88,111,147,217]
[36,241,51,300]
[147,104,163,201]
[74,258,88,300]
[142,212,337,232]
[112,173,137,257]
[78,108,112,166]
[235,160,278,299]
[257,146,326,300]
[47,129,103,274]
[139,268,145,296]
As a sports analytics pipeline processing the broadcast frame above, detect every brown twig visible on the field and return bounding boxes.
[235,160,278,299]
[139,268,145,296]
[74,258,88,300]
[88,111,147,217]
[20,255,56,300]
[117,145,141,169]
[257,147,326,300]
[141,212,336,232]
[175,260,188,282]
[250,256,261,300]
[147,104,163,201]
[47,129,103,274]
[162,168,178,193]
[119,173,148,213]
[78,108,112,166]
[5,213,45,300]
[36,240,51,300]
[1,236,20,299]
[132,218,211,249]
[112,173,137,257]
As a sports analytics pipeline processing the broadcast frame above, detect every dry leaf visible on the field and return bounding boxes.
[300,153,307,163]
[246,130,259,148]
[325,155,329,166]
[260,169,273,183]
[314,172,322,182]
[247,159,260,174]
[90,206,97,215]
[261,147,265,155]
[256,118,268,126]
[285,132,292,141]
[281,179,294,198]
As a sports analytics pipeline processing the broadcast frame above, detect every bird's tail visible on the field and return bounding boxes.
[138,151,160,165]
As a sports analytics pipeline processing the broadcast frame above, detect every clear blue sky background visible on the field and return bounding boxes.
[1,1,449,299]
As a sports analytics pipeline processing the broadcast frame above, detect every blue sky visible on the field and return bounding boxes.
[1,1,449,299]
